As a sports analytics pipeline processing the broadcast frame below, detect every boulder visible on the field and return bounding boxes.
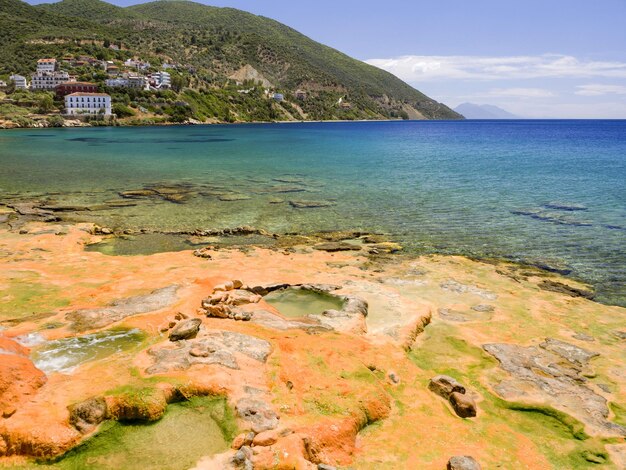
[428,375,466,399]
[169,318,202,341]
[68,397,108,433]
[252,429,279,447]
[449,392,477,418]
[232,432,255,450]
[447,455,482,470]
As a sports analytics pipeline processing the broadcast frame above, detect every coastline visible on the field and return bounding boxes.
[0,219,624,468]
[0,116,419,130]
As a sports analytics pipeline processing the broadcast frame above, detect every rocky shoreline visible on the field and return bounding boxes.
[0,213,625,468]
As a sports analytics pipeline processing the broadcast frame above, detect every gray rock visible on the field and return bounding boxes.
[540,338,599,366]
[169,318,202,341]
[447,455,481,470]
[613,330,626,340]
[438,308,469,322]
[428,375,466,399]
[67,285,179,331]
[471,304,495,313]
[484,342,625,437]
[236,398,279,433]
[388,371,400,384]
[449,392,477,418]
[146,330,271,374]
[573,333,595,342]
[318,465,338,470]
[440,280,497,300]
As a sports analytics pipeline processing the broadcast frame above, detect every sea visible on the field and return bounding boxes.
[1,120,624,306]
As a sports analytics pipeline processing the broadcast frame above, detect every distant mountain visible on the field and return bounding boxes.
[0,0,462,121]
[454,103,520,119]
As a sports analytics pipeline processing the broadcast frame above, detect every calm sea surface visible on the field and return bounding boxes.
[1,120,624,305]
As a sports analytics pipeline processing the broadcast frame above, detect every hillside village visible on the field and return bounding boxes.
[0,0,462,128]
[0,53,324,128]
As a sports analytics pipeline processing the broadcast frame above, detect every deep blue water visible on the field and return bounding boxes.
[1,120,624,305]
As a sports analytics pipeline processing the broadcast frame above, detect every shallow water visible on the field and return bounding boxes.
[31,328,145,374]
[85,233,204,256]
[1,121,624,305]
[47,397,232,470]
[264,288,345,318]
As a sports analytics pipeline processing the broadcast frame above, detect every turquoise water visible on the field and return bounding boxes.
[0,121,624,305]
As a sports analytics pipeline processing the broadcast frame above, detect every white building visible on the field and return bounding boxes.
[65,93,112,116]
[9,74,28,89]
[37,58,57,74]
[0,80,7,88]
[150,71,171,89]
[31,71,73,90]
[105,73,149,90]
[124,59,151,70]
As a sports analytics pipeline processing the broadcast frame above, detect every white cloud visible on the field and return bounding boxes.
[575,84,626,96]
[365,54,626,82]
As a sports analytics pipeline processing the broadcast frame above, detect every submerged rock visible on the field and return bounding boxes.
[313,242,361,252]
[538,280,595,300]
[544,201,588,211]
[289,200,335,209]
[218,194,251,202]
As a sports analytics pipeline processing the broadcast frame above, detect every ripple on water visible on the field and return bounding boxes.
[31,328,145,374]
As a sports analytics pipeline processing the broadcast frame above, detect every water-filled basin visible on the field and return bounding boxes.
[264,287,345,318]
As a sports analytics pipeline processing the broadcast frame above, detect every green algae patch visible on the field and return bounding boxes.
[46,397,235,470]
[408,326,619,469]
[0,271,69,322]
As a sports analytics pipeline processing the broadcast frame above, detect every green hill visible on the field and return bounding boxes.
[0,0,462,122]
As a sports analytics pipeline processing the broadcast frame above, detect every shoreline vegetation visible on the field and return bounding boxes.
[0,217,624,469]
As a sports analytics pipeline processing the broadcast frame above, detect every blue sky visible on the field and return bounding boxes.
[29,0,626,118]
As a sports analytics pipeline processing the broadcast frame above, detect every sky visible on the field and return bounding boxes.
[28,0,626,118]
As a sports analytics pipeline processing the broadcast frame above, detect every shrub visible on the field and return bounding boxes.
[113,103,136,118]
